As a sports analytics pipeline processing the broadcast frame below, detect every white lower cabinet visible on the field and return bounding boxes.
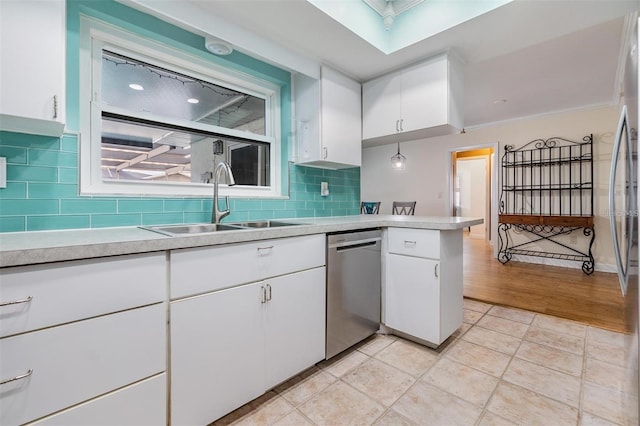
[0,304,166,425]
[0,253,167,425]
[170,268,326,425]
[31,374,166,426]
[263,268,326,390]
[169,235,326,425]
[170,281,265,425]
[384,228,463,346]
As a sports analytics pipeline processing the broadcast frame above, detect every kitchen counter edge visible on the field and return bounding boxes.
[0,215,483,268]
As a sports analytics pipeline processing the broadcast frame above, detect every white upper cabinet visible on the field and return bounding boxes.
[294,66,362,169]
[0,0,66,137]
[362,53,463,145]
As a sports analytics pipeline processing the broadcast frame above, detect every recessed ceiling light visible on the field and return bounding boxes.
[187,98,200,104]
[129,83,144,91]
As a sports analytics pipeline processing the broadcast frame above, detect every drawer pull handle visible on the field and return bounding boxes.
[403,240,416,246]
[0,295,33,307]
[257,246,274,255]
[266,284,272,301]
[261,286,267,304]
[435,264,439,278]
[1,369,33,385]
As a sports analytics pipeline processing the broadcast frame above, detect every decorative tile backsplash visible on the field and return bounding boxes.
[0,131,360,232]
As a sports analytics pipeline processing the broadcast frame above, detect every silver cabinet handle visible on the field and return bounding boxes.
[435,264,439,278]
[403,240,416,247]
[323,147,328,159]
[395,119,400,132]
[261,286,267,304]
[266,284,272,301]
[399,118,404,132]
[257,246,274,255]
[1,369,33,385]
[53,95,58,119]
[0,295,33,307]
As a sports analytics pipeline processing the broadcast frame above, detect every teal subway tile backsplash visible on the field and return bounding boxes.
[0,146,27,164]
[0,199,59,216]
[29,183,78,199]
[92,214,141,228]
[29,149,77,168]
[8,165,58,183]
[59,167,78,184]
[164,199,204,212]
[27,215,91,231]
[61,135,78,153]
[118,199,165,213]
[0,216,26,233]
[1,182,27,199]
[61,199,117,214]
[0,133,360,233]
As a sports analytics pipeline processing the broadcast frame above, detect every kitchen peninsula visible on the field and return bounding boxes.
[0,215,481,425]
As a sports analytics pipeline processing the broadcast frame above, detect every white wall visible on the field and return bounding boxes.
[361,105,620,271]
[457,157,487,239]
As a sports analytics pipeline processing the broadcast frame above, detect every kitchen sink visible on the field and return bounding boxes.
[141,220,304,236]
[142,223,247,236]
[229,220,304,228]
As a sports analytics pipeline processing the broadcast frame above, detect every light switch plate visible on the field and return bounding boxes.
[0,157,6,188]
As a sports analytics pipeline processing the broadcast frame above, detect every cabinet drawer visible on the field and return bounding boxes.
[387,228,440,259]
[31,374,166,426]
[171,234,325,299]
[0,303,166,426]
[0,253,166,338]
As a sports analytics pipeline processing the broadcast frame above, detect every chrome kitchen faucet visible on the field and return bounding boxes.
[212,161,236,224]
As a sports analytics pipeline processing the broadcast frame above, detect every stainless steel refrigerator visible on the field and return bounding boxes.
[609,13,639,425]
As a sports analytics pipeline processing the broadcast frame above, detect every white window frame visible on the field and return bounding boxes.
[79,16,282,198]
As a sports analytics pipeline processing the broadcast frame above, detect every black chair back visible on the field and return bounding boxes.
[392,201,416,215]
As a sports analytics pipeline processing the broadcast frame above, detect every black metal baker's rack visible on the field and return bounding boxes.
[497,134,595,274]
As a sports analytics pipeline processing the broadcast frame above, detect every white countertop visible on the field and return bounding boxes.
[0,215,482,268]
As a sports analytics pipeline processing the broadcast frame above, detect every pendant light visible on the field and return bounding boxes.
[390,142,406,170]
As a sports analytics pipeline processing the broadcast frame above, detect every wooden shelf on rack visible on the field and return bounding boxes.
[498,214,594,228]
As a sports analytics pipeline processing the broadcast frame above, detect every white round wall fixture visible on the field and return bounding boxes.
[205,37,233,56]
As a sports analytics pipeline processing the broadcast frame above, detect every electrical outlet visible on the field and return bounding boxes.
[0,157,6,188]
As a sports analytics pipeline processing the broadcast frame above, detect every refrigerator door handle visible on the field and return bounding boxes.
[609,104,632,295]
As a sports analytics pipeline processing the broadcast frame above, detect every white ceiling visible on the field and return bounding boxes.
[123,0,638,128]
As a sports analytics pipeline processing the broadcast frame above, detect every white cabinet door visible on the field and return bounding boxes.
[320,66,362,168]
[385,253,441,344]
[264,267,326,389]
[400,59,448,133]
[170,283,264,426]
[32,374,167,426]
[0,0,65,136]
[295,66,362,169]
[362,73,401,140]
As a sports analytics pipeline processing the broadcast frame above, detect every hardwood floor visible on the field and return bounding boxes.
[463,234,627,332]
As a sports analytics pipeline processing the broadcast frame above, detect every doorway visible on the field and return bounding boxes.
[452,147,495,243]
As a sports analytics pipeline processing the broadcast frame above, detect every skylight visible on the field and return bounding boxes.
[306,0,513,54]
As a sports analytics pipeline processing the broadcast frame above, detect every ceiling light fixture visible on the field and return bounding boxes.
[391,142,406,170]
[128,83,144,91]
[187,98,200,104]
[205,36,233,56]
[382,0,396,31]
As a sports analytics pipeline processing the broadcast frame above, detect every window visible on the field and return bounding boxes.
[79,17,281,197]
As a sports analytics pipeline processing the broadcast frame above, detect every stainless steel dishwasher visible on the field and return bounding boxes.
[326,229,382,359]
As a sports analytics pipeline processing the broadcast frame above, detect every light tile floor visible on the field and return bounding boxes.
[212,299,636,426]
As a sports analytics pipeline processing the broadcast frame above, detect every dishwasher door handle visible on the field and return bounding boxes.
[331,238,381,251]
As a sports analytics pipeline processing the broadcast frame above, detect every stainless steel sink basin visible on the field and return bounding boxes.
[229,220,304,228]
[142,223,246,236]
[142,220,304,237]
